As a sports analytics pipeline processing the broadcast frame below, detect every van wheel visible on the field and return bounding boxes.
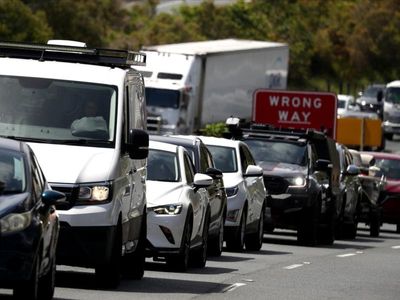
[122,214,146,280]
[95,227,121,289]
[226,209,246,251]
[245,206,264,251]
[167,211,192,272]
[38,257,56,300]
[208,213,225,257]
[14,255,39,300]
[191,209,210,268]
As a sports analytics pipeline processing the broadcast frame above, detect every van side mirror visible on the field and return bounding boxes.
[127,129,149,159]
[377,90,383,102]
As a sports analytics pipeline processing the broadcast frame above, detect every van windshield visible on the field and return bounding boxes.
[386,87,400,104]
[145,87,180,109]
[0,76,117,146]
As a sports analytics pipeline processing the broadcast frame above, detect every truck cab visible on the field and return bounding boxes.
[382,80,400,140]
[0,41,149,288]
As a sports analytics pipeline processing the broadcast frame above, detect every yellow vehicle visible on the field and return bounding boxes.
[336,113,384,150]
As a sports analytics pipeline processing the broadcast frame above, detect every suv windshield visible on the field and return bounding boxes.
[244,139,307,166]
[145,87,180,108]
[0,76,117,145]
[0,149,26,194]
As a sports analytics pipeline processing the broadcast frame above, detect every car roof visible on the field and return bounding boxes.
[150,135,199,149]
[198,136,240,147]
[0,137,25,153]
[360,151,400,160]
[149,140,179,153]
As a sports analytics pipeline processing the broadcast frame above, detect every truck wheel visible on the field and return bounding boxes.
[166,211,192,272]
[208,213,225,257]
[14,255,39,300]
[95,226,121,289]
[226,209,246,251]
[245,206,264,251]
[190,209,210,268]
[122,214,146,280]
[298,202,319,246]
[38,257,56,300]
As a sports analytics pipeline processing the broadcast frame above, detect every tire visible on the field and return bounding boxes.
[37,257,56,300]
[342,221,358,240]
[14,255,39,300]
[208,213,225,257]
[190,209,210,268]
[370,209,381,237]
[298,201,319,246]
[264,223,275,233]
[166,212,192,272]
[226,209,246,251]
[245,206,264,251]
[122,213,146,280]
[318,201,336,246]
[385,133,394,141]
[396,223,400,233]
[95,225,121,289]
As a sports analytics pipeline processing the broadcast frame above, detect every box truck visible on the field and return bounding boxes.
[136,39,289,134]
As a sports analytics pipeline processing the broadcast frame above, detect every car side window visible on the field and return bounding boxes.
[205,146,215,168]
[239,145,249,172]
[184,153,195,184]
[243,145,256,166]
[30,151,44,200]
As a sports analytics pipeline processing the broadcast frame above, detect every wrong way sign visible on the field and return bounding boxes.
[252,89,337,138]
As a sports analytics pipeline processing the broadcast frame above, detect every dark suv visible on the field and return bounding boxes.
[149,135,227,256]
[228,124,340,246]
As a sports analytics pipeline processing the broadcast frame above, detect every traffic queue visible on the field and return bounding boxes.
[0,40,399,300]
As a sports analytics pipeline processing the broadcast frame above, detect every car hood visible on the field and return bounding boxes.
[384,180,400,193]
[146,181,183,208]
[28,143,116,184]
[0,192,30,218]
[258,161,307,176]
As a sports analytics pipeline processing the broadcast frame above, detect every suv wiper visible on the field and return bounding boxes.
[0,135,54,144]
[60,139,112,145]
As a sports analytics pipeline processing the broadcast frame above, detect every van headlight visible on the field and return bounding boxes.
[286,176,307,187]
[153,204,183,215]
[77,184,111,204]
[0,211,32,234]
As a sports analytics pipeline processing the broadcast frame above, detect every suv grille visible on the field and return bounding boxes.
[50,184,79,210]
[263,175,288,194]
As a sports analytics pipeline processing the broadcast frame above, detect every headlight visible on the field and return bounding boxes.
[226,186,239,197]
[77,184,111,204]
[0,211,32,234]
[286,176,307,187]
[153,204,182,215]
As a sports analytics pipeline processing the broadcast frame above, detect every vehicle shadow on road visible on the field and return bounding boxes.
[207,253,253,262]
[145,261,238,275]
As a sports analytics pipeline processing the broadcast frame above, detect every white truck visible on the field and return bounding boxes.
[0,41,149,288]
[136,39,289,134]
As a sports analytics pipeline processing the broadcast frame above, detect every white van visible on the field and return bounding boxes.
[0,41,149,288]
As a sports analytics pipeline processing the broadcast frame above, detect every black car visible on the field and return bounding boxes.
[0,137,65,300]
[150,135,227,256]
[228,124,341,246]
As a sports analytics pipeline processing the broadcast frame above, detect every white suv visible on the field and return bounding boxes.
[199,136,267,251]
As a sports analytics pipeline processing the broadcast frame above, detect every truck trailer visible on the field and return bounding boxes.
[135,39,289,134]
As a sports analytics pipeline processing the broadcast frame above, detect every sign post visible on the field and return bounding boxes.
[252,89,337,139]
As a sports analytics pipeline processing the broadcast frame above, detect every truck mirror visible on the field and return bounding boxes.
[127,129,149,159]
[377,90,383,102]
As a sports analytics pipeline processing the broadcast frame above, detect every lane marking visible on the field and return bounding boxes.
[284,264,304,270]
[337,253,357,258]
[222,283,246,293]
[391,245,400,249]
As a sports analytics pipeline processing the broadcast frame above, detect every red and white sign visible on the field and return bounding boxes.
[252,89,337,138]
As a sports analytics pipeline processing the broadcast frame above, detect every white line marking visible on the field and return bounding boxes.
[391,245,400,249]
[356,251,364,254]
[337,253,357,258]
[222,283,246,293]
[284,264,304,270]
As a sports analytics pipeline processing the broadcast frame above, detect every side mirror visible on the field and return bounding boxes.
[193,173,213,192]
[377,90,383,102]
[205,167,223,179]
[42,189,66,206]
[315,159,332,171]
[344,164,360,176]
[127,129,149,159]
[244,165,263,177]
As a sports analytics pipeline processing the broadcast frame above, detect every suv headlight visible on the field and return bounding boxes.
[153,204,182,215]
[77,183,111,204]
[0,211,32,234]
[286,176,307,187]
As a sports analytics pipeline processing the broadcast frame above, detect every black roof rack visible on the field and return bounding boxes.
[0,41,146,69]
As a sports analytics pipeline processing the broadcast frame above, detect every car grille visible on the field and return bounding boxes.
[263,175,288,195]
[50,184,80,210]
